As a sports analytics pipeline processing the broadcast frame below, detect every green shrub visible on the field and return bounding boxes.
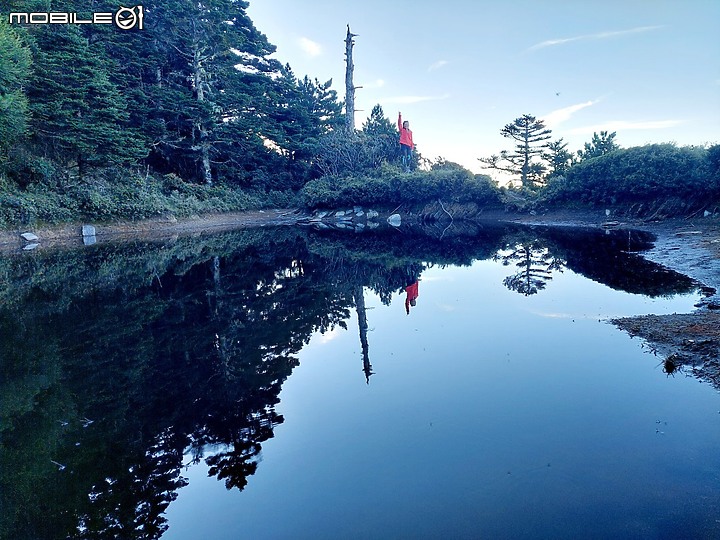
[300,167,501,209]
[543,143,714,205]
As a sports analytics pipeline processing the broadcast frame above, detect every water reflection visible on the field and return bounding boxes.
[0,224,700,539]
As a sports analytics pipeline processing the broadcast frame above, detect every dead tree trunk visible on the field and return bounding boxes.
[344,25,358,132]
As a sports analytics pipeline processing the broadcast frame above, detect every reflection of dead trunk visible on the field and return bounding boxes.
[213,256,221,288]
[354,286,373,383]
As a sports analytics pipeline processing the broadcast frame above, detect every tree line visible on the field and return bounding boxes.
[1,2,719,224]
[0,0,348,190]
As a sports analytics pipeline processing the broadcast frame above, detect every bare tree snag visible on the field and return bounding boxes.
[345,25,358,132]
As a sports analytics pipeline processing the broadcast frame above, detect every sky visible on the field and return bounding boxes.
[246,0,720,179]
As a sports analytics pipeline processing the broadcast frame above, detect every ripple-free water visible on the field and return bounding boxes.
[165,257,720,539]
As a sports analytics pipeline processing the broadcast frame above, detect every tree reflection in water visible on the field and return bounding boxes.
[0,224,698,539]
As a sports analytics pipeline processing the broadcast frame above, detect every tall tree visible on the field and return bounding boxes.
[25,25,147,177]
[0,20,31,157]
[544,138,574,177]
[479,114,552,188]
[577,130,619,161]
[262,67,343,187]
[360,104,400,168]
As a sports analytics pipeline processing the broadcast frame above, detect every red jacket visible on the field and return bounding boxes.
[398,113,414,148]
[405,281,419,314]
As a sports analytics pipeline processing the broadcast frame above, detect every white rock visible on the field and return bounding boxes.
[387,214,402,227]
[20,232,38,242]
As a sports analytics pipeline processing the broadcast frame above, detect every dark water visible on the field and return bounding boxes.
[1,223,719,539]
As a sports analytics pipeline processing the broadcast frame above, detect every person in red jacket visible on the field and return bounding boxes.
[398,111,414,172]
[405,279,419,315]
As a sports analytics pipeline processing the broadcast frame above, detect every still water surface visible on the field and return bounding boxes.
[166,260,719,539]
[1,223,719,539]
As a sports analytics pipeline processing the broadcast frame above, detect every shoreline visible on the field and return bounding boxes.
[3,207,719,388]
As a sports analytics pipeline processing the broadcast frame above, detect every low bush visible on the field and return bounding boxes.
[0,167,295,229]
[300,165,502,210]
[542,143,717,206]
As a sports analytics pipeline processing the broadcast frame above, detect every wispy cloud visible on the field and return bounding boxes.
[567,119,683,135]
[527,25,665,52]
[543,100,598,127]
[298,37,322,57]
[428,60,449,72]
[360,78,385,89]
[382,94,451,104]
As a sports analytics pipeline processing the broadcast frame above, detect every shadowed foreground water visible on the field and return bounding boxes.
[1,223,718,539]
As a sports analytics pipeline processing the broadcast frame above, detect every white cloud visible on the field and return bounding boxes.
[543,100,598,127]
[360,78,385,89]
[527,25,665,51]
[382,93,451,104]
[428,60,448,72]
[567,119,683,135]
[298,37,322,57]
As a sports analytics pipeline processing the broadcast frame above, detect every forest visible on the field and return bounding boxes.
[1,0,719,228]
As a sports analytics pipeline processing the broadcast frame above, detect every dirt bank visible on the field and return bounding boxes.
[0,209,303,253]
[612,312,720,389]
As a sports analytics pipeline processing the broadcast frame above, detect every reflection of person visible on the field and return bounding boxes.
[398,112,414,172]
[405,279,419,315]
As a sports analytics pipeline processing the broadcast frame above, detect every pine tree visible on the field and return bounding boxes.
[138,0,286,185]
[360,104,402,168]
[261,68,343,187]
[479,114,552,188]
[26,25,147,177]
[577,131,619,161]
[0,20,31,156]
[544,138,574,177]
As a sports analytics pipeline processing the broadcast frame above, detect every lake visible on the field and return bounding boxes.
[1,222,719,539]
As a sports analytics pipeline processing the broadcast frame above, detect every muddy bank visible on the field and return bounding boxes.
[613,313,720,390]
[0,209,302,254]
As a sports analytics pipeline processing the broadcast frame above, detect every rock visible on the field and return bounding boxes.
[82,225,96,237]
[355,210,365,217]
[20,232,38,242]
[704,210,712,217]
[23,243,39,251]
[605,209,611,216]
[367,210,379,219]
[387,214,402,227]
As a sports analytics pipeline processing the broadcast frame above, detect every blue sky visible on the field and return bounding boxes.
[247,0,720,177]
